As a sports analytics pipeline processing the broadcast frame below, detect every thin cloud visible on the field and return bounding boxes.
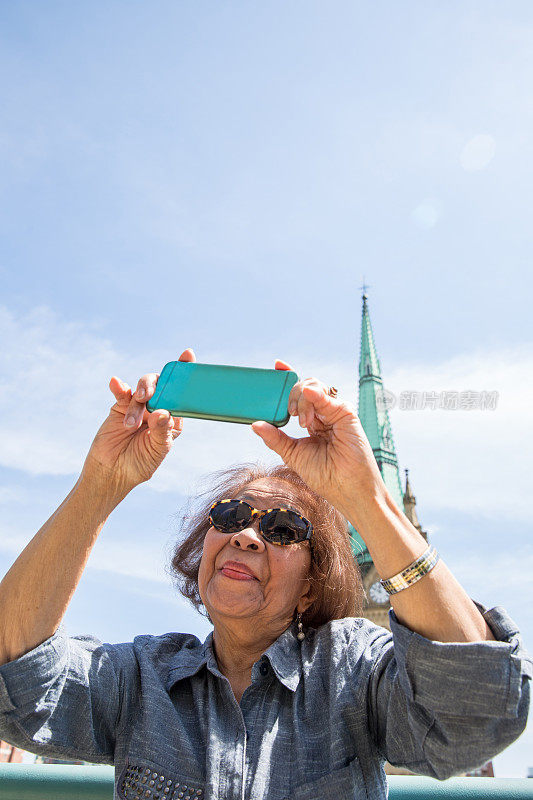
[0,305,532,525]
[0,522,169,585]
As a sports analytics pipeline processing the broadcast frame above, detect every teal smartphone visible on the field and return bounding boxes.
[146,361,299,427]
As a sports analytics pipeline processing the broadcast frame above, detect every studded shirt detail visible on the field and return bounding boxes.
[118,764,204,800]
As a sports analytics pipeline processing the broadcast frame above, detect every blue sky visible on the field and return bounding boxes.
[0,0,532,777]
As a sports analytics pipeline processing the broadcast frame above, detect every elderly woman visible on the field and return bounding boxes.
[0,348,530,800]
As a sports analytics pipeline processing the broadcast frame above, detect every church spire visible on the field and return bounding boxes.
[403,468,419,527]
[403,468,427,540]
[358,293,404,507]
[359,293,381,382]
[348,290,405,565]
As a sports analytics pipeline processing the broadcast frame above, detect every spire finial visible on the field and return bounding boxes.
[358,276,371,300]
[404,468,413,496]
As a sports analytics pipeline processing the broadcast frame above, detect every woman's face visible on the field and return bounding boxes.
[198,478,314,631]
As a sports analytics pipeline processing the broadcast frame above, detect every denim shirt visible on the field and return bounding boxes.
[0,603,531,800]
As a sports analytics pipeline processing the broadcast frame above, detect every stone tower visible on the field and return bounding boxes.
[348,293,427,629]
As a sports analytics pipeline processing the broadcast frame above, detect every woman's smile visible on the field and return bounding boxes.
[220,566,256,581]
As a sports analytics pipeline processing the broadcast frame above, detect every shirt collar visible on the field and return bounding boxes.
[165,619,302,693]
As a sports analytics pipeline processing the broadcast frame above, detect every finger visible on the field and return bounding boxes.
[275,359,293,371]
[301,379,330,428]
[127,349,195,428]
[146,408,176,448]
[288,380,305,417]
[169,415,183,438]
[168,350,196,431]
[301,384,347,425]
[124,375,156,428]
[251,421,297,462]
[170,349,195,435]
[134,348,195,404]
[289,378,323,427]
[133,373,159,403]
[109,377,132,407]
[132,351,195,433]
[276,360,297,415]
[123,396,147,429]
[295,391,308,429]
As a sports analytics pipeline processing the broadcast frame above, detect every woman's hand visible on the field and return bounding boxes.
[82,348,196,494]
[251,360,388,520]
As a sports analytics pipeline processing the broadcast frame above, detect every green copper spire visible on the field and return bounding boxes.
[349,293,405,565]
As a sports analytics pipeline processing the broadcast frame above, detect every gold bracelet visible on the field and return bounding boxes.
[380,545,439,596]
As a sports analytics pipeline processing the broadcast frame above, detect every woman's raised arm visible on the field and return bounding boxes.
[252,366,493,643]
[0,348,195,665]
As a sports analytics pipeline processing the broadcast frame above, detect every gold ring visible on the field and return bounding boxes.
[327,386,338,398]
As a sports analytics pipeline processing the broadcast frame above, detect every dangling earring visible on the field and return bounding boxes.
[296,611,305,641]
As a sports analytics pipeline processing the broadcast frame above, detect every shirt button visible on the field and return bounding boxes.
[259,662,269,676]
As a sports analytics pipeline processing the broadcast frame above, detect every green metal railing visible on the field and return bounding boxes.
[1,764,532,799]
